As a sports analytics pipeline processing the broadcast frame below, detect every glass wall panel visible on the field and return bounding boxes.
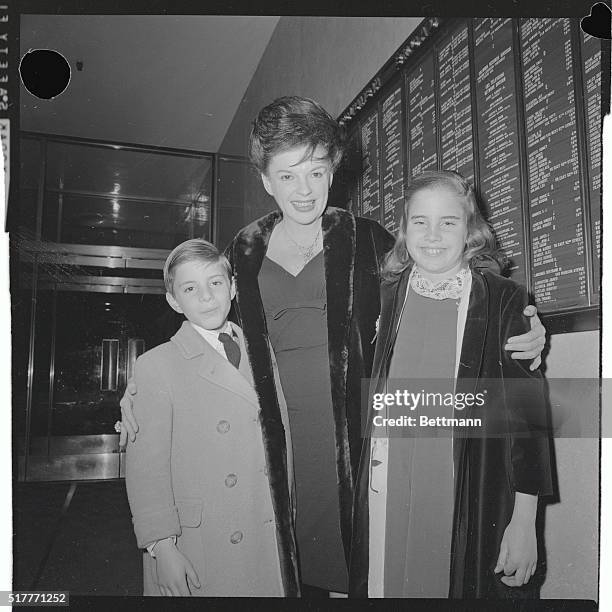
[20,136,213,248]
[216,157,248,249]
[12,258,33,446]
[20,137,41,190]
[15,134,213,480]
[42,194,198,249]
[45,142,210,202]
[17,138,41,236]
[50,291,174,437]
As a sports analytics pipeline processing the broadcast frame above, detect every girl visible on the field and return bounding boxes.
[350,170,553,599]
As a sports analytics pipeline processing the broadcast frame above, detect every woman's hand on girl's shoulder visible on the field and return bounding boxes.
[505,304,546,371]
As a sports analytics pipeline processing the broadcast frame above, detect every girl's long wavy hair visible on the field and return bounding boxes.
[382,170,507,280]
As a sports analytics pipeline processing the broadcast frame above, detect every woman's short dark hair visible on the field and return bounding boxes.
[248,96,344,174]
[382,170,508,279]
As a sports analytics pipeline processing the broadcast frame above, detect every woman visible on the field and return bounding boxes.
[349,171,553,599]
[120,97,546,597]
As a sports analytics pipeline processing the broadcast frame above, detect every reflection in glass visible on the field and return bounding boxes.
[21,135,213,248]
[45,141,211,202]
[101,339,119,391]
[43,194,201,249]
[127,338,145,381]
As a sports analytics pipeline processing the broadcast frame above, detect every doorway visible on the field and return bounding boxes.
[15,245,185,482]
[14,134,212,482]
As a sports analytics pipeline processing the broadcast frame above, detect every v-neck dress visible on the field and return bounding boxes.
[383,289,458,597]
[258,251,348,592]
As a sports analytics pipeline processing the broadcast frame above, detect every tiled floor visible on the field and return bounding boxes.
[13,480,142,595]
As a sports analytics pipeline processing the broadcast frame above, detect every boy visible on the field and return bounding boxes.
[125,239,293,597]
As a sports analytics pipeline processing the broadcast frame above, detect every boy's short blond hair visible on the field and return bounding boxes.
[163,239,232,295]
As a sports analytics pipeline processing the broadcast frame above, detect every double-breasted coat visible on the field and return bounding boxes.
[226,206,395,595]
[125,321,295,596]
[349,267,554,598]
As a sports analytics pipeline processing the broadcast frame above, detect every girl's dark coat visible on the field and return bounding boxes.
[348,266,554,599]
[226,206,395,596]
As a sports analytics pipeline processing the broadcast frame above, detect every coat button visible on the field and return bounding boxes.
[225,473,237,488]
[216,420,230,434]
[230,530,243,544]
[263,465,269,476]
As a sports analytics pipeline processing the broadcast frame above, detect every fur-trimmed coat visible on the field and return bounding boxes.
[226,206,395,596]
[349,267,554,598]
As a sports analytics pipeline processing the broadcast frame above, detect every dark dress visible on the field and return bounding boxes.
[259,252,348,592]
[383,289,458,597]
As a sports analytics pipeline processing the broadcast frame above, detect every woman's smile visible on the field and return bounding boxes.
[291,199,316,212]
[261,144,333,228]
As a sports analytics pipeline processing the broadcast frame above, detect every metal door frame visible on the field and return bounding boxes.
[19,243,169,482]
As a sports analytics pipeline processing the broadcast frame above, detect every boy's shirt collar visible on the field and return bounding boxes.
[190,320,232,340]
[189,321,235,360]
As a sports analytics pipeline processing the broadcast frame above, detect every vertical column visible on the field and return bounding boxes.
[520,18,587,311]
[473,18,528,285]
[406,51,438,177]
[580,30,602,302]
[359,107,382,223]
[438,23,475,182]
[381,82,405,233]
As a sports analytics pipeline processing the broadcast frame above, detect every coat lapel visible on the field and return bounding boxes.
[227,209,282,413]
[231,323,255,388]
[456,270,488,394]
[322,207,356,422]
[371,266,411,384]
[171,321,258,407]
[320,208,356,554]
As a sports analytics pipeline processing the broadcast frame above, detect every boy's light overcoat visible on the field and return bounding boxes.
[126,321,295,596]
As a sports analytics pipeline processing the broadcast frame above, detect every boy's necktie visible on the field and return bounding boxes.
[218,332,241,369]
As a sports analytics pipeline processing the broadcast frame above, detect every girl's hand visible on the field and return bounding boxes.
[493,515,537,587]
[153,538,200,596]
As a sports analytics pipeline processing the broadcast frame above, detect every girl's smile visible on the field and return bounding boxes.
[404,186,469,282]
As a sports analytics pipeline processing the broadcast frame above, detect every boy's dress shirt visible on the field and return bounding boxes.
[190,321,236,359]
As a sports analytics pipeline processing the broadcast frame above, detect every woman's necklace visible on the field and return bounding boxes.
[283,222,322,264]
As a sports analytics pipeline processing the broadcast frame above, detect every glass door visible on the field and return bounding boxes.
[16,259,183,482]
[14,134,211,481]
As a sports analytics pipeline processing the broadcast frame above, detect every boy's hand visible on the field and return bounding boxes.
[119,378,139,447]
[494,515,537,587]
[504,305,546,371]
[153,538,200,596]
